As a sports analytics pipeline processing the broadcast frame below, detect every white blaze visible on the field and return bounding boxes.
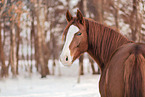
[60,25,79,66]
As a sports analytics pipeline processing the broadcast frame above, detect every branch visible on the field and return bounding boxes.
[0,0,7,18]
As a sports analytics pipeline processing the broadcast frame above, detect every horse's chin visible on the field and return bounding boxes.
[60,59,73,67]
[63,62,73,67]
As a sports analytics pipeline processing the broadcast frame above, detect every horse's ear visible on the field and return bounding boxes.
[66,10,73,22]
[77,9,84,25]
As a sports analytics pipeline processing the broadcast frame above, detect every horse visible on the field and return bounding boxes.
[60,9,145,97]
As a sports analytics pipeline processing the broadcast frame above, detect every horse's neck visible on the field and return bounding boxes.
[86,20,131,71]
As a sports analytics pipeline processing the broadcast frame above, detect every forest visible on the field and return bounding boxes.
[0,0,145,79]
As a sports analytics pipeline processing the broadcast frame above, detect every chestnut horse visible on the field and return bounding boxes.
[60,10,145,97]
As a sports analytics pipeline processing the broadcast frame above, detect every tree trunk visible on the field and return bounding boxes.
[79,55,84,75]
[11,21,17,78]
[36,3,47,78]
[97,0,104,23]
[30,33,33,73]
[114,0,120,29]
[34,32,39,72]
[49,1,56,75]
[50,32,57,75]
[41,6,50,75]
[88,57,97,74]
[16,24,20,75]
[52,59,56,75]
[37,25,46,78]
[130,0,139,41]
[30,12,35,73]
[0,22,7,77]
[26,27,30,73]
[0,0,8,78]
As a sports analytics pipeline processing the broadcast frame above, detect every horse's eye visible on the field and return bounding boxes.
[77,32,82,36]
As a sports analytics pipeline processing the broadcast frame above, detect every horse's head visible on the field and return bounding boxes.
[60,10,88,66]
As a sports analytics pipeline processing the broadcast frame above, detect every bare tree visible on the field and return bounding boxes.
[16,24,20,74]
[10,21,17,77]
[0,0,8,77]
[35,1,47,78]
[130,0,142,41]
[0,23,8,77]
[87,0,104,23]
[30,7,35,73]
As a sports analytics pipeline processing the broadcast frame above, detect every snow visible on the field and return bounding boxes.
[0,74,101,97]
[0,59,101,97]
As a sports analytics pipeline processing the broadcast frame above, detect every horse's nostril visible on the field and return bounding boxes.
[60,58,62,62]
[66,56,68,61]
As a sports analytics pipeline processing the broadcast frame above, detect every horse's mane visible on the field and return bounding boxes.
[85,18,132,65]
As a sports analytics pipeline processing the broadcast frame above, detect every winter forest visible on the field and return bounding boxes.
[0,0,145,97]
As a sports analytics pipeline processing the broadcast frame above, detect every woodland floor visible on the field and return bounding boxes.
[0,74,100,97]
[0,59,101,97]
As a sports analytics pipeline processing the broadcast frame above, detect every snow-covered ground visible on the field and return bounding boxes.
[0,59,101,97]
[0,74,100,97]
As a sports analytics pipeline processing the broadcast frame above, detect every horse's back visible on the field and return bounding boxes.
[106,43,145,97]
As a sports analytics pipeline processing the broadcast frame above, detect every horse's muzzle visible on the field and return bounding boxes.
[60,54,73,66]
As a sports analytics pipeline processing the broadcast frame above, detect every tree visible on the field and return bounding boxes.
[10,20,17,77]
[0,0,8,77]
[48,0,67,75]
[35,1,48,77]
[87,0,104,23]
[130,0,142,41]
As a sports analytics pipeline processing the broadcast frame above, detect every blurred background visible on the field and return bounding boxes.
[0,0,145,97]
[0,0,145,80]
[0,0,145,79]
